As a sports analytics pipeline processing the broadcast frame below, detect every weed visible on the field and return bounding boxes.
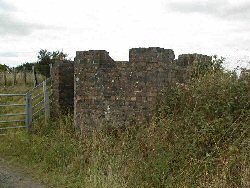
[0,68,249,187]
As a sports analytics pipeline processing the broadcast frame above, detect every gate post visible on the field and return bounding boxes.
[25,92,32,129]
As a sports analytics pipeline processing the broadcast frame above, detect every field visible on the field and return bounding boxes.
[0,67,249,187]
[0,71,46,86]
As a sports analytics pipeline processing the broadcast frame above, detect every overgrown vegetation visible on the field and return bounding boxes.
[0,59,249,187]
[0,71,46,85]
[0,49,68,81]
[35,49,68,77]
[0,64,10,72]
[15,49,68,77]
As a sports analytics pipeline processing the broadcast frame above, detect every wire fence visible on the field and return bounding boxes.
[0,64,52,86]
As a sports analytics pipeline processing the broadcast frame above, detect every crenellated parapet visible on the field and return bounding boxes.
[51,47,212,131]
[129,47,175,63]
[177,53,212,67]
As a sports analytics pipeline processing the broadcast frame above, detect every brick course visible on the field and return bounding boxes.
[52,47,211,130]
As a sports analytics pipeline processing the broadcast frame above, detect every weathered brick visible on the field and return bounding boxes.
[51,48,211,131]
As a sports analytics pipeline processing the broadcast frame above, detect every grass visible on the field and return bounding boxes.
[0,79,49,130]
[0,67,249,187]
[0,86,31,129]
[0,71,45,86]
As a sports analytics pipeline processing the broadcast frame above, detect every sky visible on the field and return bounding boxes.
[0,0,249,69]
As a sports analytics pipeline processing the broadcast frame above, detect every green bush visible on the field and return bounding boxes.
[155,70,250,187]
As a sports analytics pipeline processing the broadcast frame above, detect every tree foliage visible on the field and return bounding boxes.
[0,64,10,72]
[16,49,68,77]
[16,62,35,71]
[36,49,68,77]
[189,55,224,79]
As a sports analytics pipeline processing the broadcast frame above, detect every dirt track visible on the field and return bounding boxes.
[0,158,45,188]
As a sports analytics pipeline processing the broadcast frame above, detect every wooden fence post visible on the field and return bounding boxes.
[25,92,32,129]
[23,67,27,85]
[13,67,16,85]
[43,81,50,124]
[49,64,53,77]
[3,71,7,86]
[32,66,38,87]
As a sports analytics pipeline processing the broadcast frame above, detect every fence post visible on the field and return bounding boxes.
[13,67,16,85]
[25,92,32,129]
[3,70,7,86]
[49,64,53,77]
[43,81,50,124]
[23,67,27,85]
[32,66,38,87]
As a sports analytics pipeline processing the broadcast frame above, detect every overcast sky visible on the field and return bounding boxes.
[0,0,249,69]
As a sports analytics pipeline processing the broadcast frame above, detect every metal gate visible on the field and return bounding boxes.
[0,78,51,131]
[0,93,32,130]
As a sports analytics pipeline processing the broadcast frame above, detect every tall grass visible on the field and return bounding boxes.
[0,86,33,129]
[0,83,46,129]
[0,71,45,86]
[0,69,249,187]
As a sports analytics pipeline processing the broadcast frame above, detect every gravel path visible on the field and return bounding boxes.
[0,158,45,188]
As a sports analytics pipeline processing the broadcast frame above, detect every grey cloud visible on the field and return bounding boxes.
[0,0,53,37]
[165,0,250,20]
[0,0,30,36]
[0,52,19,58]
[166,1,222,14]
[0,14,46,36]
[0,0,15,12]
[228,23,250,34]
[224,3,250,19]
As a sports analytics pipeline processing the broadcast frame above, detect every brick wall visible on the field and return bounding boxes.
[51,47,211,130]
[51,60,74,116]
[75,48,182,130]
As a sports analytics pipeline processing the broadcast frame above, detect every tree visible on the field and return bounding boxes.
[16,62,34,71]
[0,64,10,72]
[36,49,68,77]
